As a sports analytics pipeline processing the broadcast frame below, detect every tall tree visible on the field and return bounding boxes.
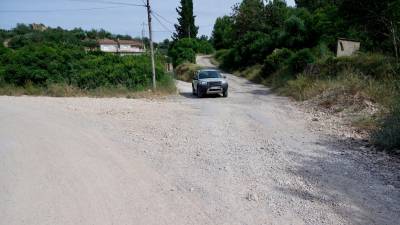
[232,0,266,37]
[212,16,234,50]
[295,0,341,11]
[339,0,400,57]
[173,0,198,40]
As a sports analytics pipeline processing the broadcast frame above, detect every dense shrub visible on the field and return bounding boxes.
[168,38,197,66]
[373,100,400,152]
[278,15,308,49]
[310,53,399,79]
[231,31,274,69]
[0,42,168,91]
[261,48,293,77]
[168,38,214,67]
[287,48,316,73]
[196,39,214,54]
[335,53,397,79]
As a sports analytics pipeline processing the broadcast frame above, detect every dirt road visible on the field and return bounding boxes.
[1,56,399,225]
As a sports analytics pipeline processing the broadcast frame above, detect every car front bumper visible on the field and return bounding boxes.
[198,83,228,95]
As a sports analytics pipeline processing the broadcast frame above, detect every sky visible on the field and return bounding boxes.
[0,0,295,42]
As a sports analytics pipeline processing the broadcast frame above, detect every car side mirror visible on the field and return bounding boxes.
[223,75,227,79]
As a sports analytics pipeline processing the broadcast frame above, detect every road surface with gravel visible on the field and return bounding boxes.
[0,55,399,225]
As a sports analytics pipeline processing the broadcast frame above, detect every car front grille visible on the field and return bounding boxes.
[208,81,222,87]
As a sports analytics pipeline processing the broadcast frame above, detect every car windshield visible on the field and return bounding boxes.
[198,71,221,79]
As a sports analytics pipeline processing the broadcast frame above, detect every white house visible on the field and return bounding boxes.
[98,39,119,53]
[337,38,360,57]
[98,39,145,55]
[118,39,145,55]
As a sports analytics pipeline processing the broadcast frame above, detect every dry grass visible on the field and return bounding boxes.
[234,65,263,83]
[174,63,202,82]
[0,78,177,99]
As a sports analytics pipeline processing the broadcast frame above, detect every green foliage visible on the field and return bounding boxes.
[196,38,214,54]
[339,0,400,54]
[262,48,293,77]
[212,16,234,50]
[287,48,315,73]
[173,0,198,40]
[279,15,307,49]
[314,53,398,79]
[168,38,197,66]
[233,31,274,69]
[372,100,400,151]
[168,38,214,67]
[212,0,400,71]
[232,0,267,36]
[211,0,400,150]
[295,0,337,12]
[0,24,172,93]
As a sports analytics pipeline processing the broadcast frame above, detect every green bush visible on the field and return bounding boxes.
[0,42,169,91]
[168,38,215,67]
[336,53,396,79]
[232,32,274,69]
[219,48,240,71]
[373,100,400,152]
[168,38,197,66]
[262,48,293,77]
[287,48,316,74]
[196,39,215,54]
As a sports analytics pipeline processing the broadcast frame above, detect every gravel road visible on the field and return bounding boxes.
[0,55,399,225]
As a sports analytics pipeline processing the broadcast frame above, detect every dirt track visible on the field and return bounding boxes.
[0,56,399,225]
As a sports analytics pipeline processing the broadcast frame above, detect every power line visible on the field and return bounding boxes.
[68,0,145,7]
[0,6,127,13]
[151,12,174,34]
[152,10,175,25]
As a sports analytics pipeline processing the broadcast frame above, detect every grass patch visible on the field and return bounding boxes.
[234,64,263,83]
[352,115,379,132]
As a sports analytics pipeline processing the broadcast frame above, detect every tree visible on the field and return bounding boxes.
[168,38,197,66]
[295,0,340,11]
[339,0,400,59]
[232,0,266,37]
[212,16,234,50]
[173,0,198,40]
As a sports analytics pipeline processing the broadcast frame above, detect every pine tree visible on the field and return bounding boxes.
[173,0,198,40]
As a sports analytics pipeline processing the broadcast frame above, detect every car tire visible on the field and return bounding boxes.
[192,85,196,96]
[197,85,203,98]
[223,90,228,98]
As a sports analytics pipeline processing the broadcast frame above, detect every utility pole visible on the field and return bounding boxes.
[146,0,156,90]
[188,25,191,39]
[141,22,146,51]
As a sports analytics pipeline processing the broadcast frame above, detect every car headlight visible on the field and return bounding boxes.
[200,81,207,85]
[221,80,227,84]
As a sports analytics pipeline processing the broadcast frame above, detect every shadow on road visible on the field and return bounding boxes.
[233,89,273,96]
[179,92,222,99]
